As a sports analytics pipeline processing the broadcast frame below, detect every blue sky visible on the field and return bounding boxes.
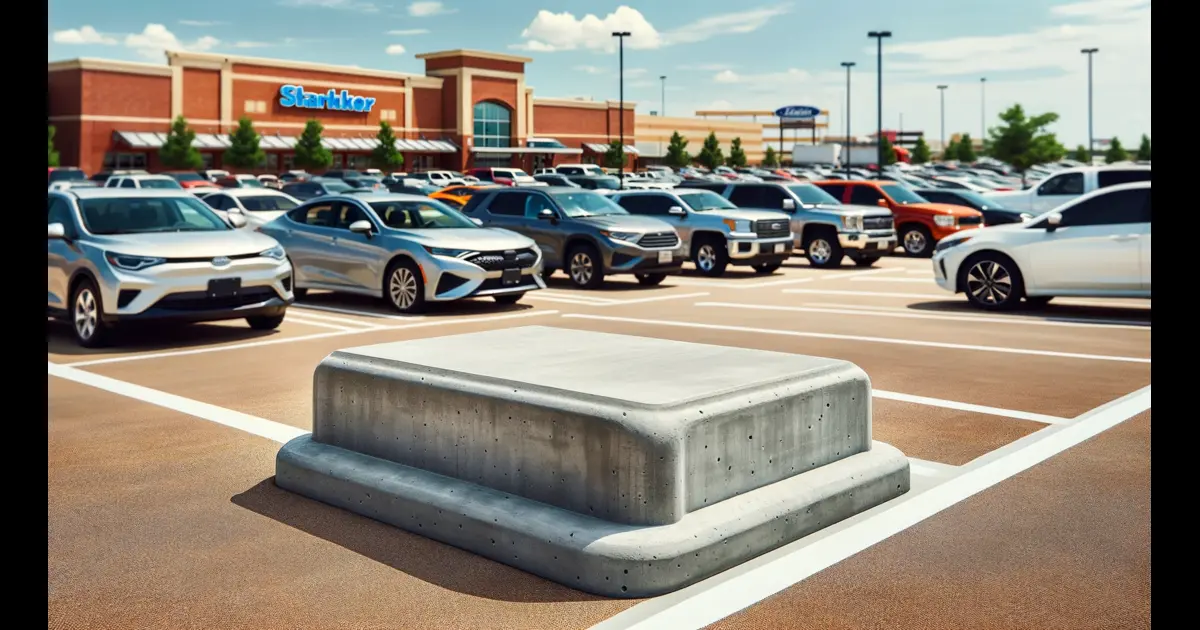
[49,0,1151,147]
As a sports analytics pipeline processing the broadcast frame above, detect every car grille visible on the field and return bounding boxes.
[754,219,790,239]
[638,232,680,249]
[959,215,983,226]
[476,276,539,292]
[153,286,277,311]
[863,216,894,231]
[465,248,538,271]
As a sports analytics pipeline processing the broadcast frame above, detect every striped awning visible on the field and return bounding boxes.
[583,143,640,154]
[115,131,457,153]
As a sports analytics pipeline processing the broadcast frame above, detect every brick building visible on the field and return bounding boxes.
[47,49,638,175]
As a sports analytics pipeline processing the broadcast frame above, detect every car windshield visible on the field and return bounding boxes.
[140,178,183,189]
[679,191,737,211]
[79,196,230,234]
[950,191,1008,210]
[49,169,87,182]
[240,195,300,212]
[880,183,928,204]
[591,177,620,190]
[552,191,629,218]
[322,182,352,193]
[788,184,841,205]
[168,172,204,182]
[339,170,364,178]
[369,200,478,229]
[238,178,265,188]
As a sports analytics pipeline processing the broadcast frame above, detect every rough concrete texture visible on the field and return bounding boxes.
[311,326,874,526]
[276,434,910,598]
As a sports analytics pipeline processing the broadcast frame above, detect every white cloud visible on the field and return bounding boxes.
[387,29,429,35]
[385,44,406,55]
[661,5,791,45]
[52,26,117,45]
[178,20,223,26]
[1049,0,1147,19]
[574,65,608,74]
[232,41,272,48]
[626,68,648,77]
[714,70,740,83]
[707,100,734,110]
[678,63,736,71]
[278,0,379,12]
[124,24,219,60]
[409,1,455,17]
[512,5,788,53]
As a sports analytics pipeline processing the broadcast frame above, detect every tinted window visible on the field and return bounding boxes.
[299,202,338,227]
[240,196,299,212]
[334,203,371,230]
[487,192,529,216]
[815,183,847,200]
[1038,173,1084,195]
[916,190,955,205]
[202,194,227,209]
[1097,169,1151,188]
[78,196,230,234]
[48,197,74,227]
[850,186,885,205]
[616,195,655,215]
[119,179,137,188]
[1059,188,1150,227]
[757,186,789,209]
[558,167,585,175]
[727,186,764,207]
[474,170,494,181]
[460,194,487,214]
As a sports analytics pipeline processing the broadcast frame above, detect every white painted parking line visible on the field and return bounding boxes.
[541,290,619,304]
[670,277,815,289]
[872,390,1068,425]
[561,314,1151,363]
[694,302,1150,331]
[589,385,1150,630]
[907,457,959,478]
[597,292,710,307]
[849,276,937,284]
[528,292,712,307]
[819,267,906,280]
[63,310,562,367]
[806,302,1150,328]
[294,302,424,320]
[286,309,383,328]
[525,295,608,306]
[48,362,308,444]
[906,269,932,275]
[784,288,950,299]
[283,316,359,332]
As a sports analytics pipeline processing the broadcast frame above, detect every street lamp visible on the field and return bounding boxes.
[612,31,631,188]
[937,85,948,160]
[841,61,855,175]
[660,75,666,117]
[868,30,892,168]
[1081,48,1099,161]
[980,77,987,147]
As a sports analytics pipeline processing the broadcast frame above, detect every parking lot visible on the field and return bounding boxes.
[48,254,1151,630]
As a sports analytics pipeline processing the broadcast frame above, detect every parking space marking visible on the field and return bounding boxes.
[694,302,1150,331]
[526,294,610,306]
[872,390,1067,425]
[907,457,960,478]
[561,314,1151,364]
[783,288,1153,310]
[530,291,712,307]
[63,310,562,367]
[670,277,815,289]
[818,268,906,281]
[590,385,1151,630]
[598,292,711,306]
[293,302,424,320]
[541,290,619,304]
[806,302,1150,328]
[283,316,361,332]
[286,309,384,328]
[49,362,307,444]
[849,276,937,284]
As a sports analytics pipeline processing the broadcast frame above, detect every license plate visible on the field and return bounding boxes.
[207,277,241,298]
[774,243,785,254]
[658,251,673,264]
[501,268,522,286]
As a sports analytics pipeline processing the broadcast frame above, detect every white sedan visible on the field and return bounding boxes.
[199,188,302,228]
[931,181,1150,310]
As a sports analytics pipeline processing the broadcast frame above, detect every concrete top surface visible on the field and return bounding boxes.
[334,326,851,406]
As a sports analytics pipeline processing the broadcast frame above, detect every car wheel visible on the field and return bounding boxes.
[567,244,605,289]
[901,225,935,258]
[803,228,844,269]
[384,259,427,313]
[852,256,880,267]
[1025,296,1053,308]
[961,253,1025,311]
[752,262,781,274]
[635,273,666,285]
[493,293,524,305]
[246,314,285,330]
[70,278,110,348]
[691,236,729,277]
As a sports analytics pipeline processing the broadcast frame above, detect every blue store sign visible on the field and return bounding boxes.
[774,105,821,119]
[278,85,377,112]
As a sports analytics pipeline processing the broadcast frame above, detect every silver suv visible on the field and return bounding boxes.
[48,188,294,347]
[610,189,794,275]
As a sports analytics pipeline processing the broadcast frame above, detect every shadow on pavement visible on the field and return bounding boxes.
[47,320,279,356]
[232,478,605,604]
[542,275,670,292]
[905,300,1152,324]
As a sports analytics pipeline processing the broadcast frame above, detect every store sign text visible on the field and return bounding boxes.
[278,85,377,112]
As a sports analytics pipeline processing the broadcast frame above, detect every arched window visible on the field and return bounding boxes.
[473,101,512,148]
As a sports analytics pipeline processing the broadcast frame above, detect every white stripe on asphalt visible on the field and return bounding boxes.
[782,288,1152,310]
[293,301,425,320]
[693,302,1150,331]
[282,316,358,332]
[805,302,1150,328]
[287,308,383,327]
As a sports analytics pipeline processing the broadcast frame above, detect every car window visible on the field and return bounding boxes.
[460,194,487,214]
[299,202,338,227]
[240,196,299,212]
[370,200,478,229]
[757,186,789,209]
[141,178,183,189]
[1097,169,1151,189]
[77,196,230,234]
[678,191,736,211]
[1038,173,1084,195]
[474,170,494,181]
[815,183,847,200]
[120,179,137,188]
[486,192,529,216]
[727,186,764,207]
[616,195,653,215]
[333,202,372,230]
[48,197,75,232]
[850,186,884,205]
[1058,188,1150,227]
[917,191,952,205]
[524,193,556,218]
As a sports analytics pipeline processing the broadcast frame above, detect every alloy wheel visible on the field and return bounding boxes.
[570,252,594,285]
[389,267,418,310]
[74,288,98,341]
[904,230,927,255]
[966,260,1013,305]
[696,244,716,271]
[808,239,832,265]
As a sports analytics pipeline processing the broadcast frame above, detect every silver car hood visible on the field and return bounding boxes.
[706,208,790,222]
[391,227,536,251]
[89,229,279,258]
[575,214,675,233]
[814,203,893,217]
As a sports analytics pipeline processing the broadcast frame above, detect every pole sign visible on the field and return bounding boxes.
[278,85,377,112]
[774,105,820,120]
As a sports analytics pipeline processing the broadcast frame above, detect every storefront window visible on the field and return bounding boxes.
[283,154,295,171]
[332,154,344,168]
[266,154,279,170]
[201,153,214,169]
[102,152,148,169]
[349,154,371,170]
[473,101,512,148]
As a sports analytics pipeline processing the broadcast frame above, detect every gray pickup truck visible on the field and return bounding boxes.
[610,188,794,276]
[683,181,896,268]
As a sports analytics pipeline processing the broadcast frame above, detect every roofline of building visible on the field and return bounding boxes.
[164,50,443,87]
[414,49,533,64]
[47,58,174,77]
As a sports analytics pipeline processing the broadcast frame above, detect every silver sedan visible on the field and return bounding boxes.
[257,193,545,314]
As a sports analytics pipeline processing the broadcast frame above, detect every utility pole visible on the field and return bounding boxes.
[1081,48,1099,162]
[980,77,987,147]
[868,30,893,168]
[660,75,666,117]
[841,61,855,174]
[937,85,948,160]
[612,31,631,187]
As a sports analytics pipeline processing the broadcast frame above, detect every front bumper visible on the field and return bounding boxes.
[423,250,547,302]
[98,256,294,323]
[838,230,897,253]
[727,235,795,261]
[931,251,961,293]
[605,242,686,275]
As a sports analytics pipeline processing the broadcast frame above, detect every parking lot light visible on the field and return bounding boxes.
[1081,48,1099,160]
[841,62,855,175]
[613,31,632,188]
[937,85,948,159]
[868,31,893,168]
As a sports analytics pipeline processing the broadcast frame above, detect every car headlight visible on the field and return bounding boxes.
[602,230,641,243]
[721,219,752,233]
[934,236,972,253]
[105,252,165,271]
[841,215,864,232]
[933,214,956,227]
[423,246,473,258]
[259,245,286,260]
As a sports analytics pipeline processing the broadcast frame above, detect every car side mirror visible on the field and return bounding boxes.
[782,198,796,211]
[470,217,483,226]
[668,205,685,216]
[349,219,373,234]
[877,199,889,208]
[538,208,556,220]
[228,213,247,228]
[48,222,66,240]
[1045,212,1062,232]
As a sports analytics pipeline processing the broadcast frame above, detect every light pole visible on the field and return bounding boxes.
[1081,48,1098,162]
[612,31,631,188]
[660,75,666,117]
[980,77,987,147]
[868,30,892,168]
[841,61,855,175]
[937,85,947,160]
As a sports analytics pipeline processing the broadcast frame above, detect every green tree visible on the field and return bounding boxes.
[696,132,724,170]
[602,139,625,169]
[1135,134,1151,161]
[726,137,747,167]
[877,135,897,165]
[986,104,1066,185]
[1104,136,1129,164]
[294,119,333,171]
[371,121,404,171]
[1072,145,1091,162]
[159,115,204,170]
[910,136,931,164]
[48,124,60,167]
[941,138,958,161]
[664,131,691,167]
[224,116,266,169]
[762,146,779,167]
[955,133,977,163]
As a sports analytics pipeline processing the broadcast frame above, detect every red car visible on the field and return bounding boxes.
[164,171,214,189]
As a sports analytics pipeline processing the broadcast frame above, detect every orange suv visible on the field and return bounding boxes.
[430,184,500,209]
[813,180,983,257]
